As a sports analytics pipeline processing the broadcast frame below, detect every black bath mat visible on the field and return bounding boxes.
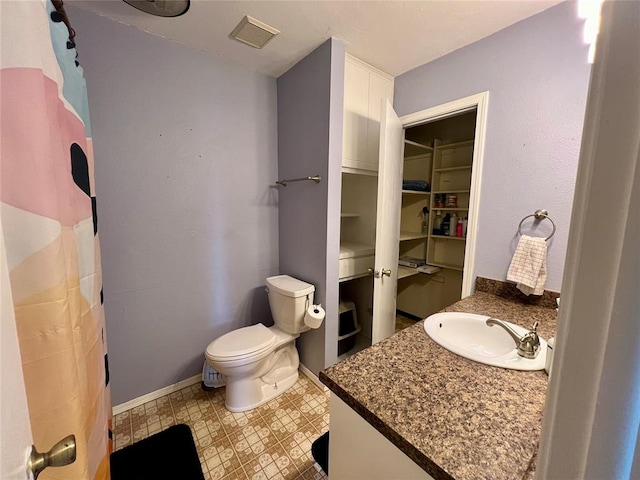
[110,424,204,480]
[311,431,329,474]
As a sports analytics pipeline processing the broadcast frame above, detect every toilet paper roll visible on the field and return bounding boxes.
[304,304,325,329]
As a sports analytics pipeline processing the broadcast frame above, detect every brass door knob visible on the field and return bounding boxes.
[381,268,391,277]
[28,435,76,479]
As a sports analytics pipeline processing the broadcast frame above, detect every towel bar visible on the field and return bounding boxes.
[274,175,321,187]
[517,209,556,241]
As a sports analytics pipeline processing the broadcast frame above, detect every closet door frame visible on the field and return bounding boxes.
[399,91,489,298]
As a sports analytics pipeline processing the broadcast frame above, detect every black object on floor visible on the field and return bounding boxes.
[110,424,204,480]
[311,431,329,475]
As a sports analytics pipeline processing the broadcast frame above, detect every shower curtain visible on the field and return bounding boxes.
[1,1,111,478]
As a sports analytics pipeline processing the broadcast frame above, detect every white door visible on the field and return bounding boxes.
[371,100,404,343]
[0,227,34,480]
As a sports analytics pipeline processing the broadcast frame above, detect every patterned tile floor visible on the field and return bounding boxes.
[113,374,330,480]
[113,317,415,479]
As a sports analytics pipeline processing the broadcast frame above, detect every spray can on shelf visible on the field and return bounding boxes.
[442,213,451,237]
[450,213,458,237]
[421,207,429,234]
[456,217,464,237]
[433,210,443,235]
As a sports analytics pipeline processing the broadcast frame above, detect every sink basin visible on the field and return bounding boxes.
[423,312,547,371]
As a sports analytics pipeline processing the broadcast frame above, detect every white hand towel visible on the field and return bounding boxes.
[507,235,547,296]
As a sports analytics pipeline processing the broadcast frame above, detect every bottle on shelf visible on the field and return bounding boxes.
[421,207,429,234]
[450,213,458,237]
[433,210,443,235]
[442,213,451,237]
[462,216,468,237]
[456,217,464,237]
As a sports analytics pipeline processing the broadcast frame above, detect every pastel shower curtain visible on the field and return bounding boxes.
[1,1,111,478]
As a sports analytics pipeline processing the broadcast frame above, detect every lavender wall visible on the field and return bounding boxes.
[69,7,279,405]
[277,39,344,375]
[395,2,591,291]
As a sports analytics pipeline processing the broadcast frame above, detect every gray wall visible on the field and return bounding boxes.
[70,7,279,405]
[277,38,344,375]
[394,2,591,292]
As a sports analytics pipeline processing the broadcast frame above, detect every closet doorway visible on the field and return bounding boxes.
[396,92,488,322]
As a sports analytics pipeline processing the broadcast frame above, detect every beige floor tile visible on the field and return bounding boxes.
[242,441,299,480]
[298,393,329,426]
[254,394,294,418]
[200,435,244,479]
[115,374,328,479]
[229,418,279,466]
[279,434,317,474]
[261,405,306,437]
[218,408,262,436]
[297,465,326,480]
[219,466,249,480]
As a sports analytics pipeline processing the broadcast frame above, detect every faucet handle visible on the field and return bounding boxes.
[518,322,541,359]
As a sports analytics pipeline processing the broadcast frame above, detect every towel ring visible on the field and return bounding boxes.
[518,209,556,241]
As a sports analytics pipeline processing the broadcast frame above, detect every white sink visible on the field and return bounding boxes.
[423,312,547,371]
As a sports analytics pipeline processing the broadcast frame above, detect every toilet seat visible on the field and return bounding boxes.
[206,324,276,363]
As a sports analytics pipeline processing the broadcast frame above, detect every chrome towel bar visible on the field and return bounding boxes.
[518,209,556,241]
[274,175,321,187]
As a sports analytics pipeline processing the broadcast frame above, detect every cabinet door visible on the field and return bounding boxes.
[365,72,395,171]
[343,59,370,170]
[372,100,404,344]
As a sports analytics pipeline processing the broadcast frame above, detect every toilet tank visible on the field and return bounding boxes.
[266,275,315,334]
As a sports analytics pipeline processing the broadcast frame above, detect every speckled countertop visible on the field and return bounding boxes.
[320,279,558,480]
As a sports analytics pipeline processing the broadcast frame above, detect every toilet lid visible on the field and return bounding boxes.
[207,324,276,360]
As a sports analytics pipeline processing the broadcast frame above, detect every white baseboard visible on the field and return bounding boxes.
[113,366,326,416]
[299,363,328,393]
[112,374,202,416]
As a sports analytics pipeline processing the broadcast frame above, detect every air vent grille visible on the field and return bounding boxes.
[230,15,279,49]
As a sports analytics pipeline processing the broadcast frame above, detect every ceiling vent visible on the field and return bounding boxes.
[230,16,279,49]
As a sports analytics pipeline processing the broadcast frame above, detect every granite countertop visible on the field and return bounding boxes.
[320,280,558,480]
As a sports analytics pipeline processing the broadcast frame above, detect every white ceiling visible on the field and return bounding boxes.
[72,0,563,78]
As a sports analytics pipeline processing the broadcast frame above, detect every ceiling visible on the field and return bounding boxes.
[72,0,563,78]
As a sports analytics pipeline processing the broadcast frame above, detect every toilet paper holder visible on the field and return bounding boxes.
[304,302,325,329]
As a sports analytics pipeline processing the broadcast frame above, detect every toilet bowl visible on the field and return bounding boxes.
[206,324,299,412]
[205,275,324,412]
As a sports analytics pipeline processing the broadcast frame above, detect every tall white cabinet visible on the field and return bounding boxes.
[331,56,477,366]
[338,55,399,361]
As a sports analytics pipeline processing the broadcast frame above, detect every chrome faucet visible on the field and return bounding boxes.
[486,318,541,359]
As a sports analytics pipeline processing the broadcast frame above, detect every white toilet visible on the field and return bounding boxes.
[205,275,323,412]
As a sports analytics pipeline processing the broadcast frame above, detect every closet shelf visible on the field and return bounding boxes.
[399,231,429,242]
[341,212,359,218]
[426,261,464,271]
[340,241,375,260]
[431,235,466,241]
[397,266,420,280]
[404,139,433,156]
[433,165,472,173]
[439,139,475,149]
[431,207,469,212]
[401,190,431,195]
[432,190,471,194]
